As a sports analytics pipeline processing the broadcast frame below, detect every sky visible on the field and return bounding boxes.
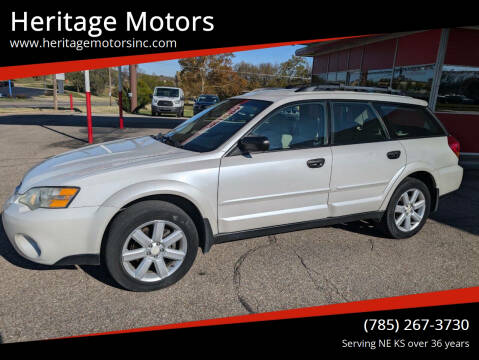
[138,45,311,77]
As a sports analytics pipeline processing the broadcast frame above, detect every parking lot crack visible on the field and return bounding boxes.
[278,239,350,304]
[233,238,276,314]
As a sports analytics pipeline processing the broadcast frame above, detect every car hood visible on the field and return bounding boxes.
[195,101,215,105]
[18,136,193,193]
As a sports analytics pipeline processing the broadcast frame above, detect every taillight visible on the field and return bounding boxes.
[448,135,460,158]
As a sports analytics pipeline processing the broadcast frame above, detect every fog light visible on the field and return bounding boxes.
[14,234,41,259]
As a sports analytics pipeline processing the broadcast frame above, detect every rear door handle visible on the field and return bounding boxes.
[307,158,325,168]
[387,150,401,159]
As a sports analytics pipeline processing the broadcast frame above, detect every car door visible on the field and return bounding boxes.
[218,101,332,234]
[328,101,406,217]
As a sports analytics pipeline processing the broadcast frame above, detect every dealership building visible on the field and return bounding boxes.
[296,27,479,162]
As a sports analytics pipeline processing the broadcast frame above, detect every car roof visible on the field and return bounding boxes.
[154,86,181,90]
[233,88,428,107]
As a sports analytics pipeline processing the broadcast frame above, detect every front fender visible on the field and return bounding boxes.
[101,179,218,234]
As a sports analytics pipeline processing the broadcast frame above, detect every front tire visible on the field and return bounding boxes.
[104,200,199,291]
[379,178,431,239]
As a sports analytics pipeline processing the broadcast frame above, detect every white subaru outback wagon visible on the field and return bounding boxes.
[2,86,463,291]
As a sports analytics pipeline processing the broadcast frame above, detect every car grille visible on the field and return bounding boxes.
[157,100,173,106]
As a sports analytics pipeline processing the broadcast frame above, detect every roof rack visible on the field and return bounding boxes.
[295,84,404,95]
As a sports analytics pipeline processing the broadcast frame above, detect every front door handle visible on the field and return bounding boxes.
[307,158,325,168]
[387,151,401,159]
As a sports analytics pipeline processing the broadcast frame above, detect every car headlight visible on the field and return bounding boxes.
[173,100,180,105]
[18,187,79,210]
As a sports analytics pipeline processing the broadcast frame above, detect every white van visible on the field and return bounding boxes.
[152,87,184,117]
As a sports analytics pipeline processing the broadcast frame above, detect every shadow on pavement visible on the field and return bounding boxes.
[0,114,184,129]
[430,169,479,236]
[332,220,383,238]
[79,264,124,290]
[41,125,88,143]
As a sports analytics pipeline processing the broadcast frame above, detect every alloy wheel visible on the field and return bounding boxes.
[394,188,426,232]
[121,220,187,282]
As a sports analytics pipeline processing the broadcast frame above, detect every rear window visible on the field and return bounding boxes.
[374,103,446,139]
[331,102,387,145]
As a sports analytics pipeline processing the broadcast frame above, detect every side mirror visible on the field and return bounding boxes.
[238,136,270,153]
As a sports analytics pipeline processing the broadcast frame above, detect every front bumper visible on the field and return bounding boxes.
[152,104,180,113]
[2,203,118,265]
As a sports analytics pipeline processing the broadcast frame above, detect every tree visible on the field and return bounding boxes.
[65,69,110,96]
[463,77,479,102]
[66,72,84,93]
[234,62,280,89]
[277,55,311,86]
[178,54,247,99]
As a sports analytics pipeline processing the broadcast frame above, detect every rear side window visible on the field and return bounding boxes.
[251,102,327,151]
[374,103,446,139]
[331,102,387,145]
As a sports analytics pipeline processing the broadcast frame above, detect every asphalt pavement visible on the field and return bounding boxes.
[0,113,478,343]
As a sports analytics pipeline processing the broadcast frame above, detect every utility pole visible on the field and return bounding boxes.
[52,74,58,110]
[108,67,112,107]
[118,66,124,129]
[129,64,137,113]
[84,70,93,143]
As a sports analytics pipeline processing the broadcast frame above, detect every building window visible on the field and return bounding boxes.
[348,70,361,86]
[311,73,328,84]
[392,64,434,101]
[365,69,393,88]
[437,65,479,113]
[327,72,337,82]
[336,71,347,84]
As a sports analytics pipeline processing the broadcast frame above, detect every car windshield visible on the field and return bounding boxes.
[161,98,271,152]
[197,95,218,102]
[155,88,179,97]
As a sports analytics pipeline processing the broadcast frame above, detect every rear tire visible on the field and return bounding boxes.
[104,200,199,292]
[379,178,431,239]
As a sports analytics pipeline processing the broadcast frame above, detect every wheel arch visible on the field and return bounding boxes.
[98,180,218,259]
[100,194,213,260]
[405,171,439,212]
[380,166,439,212]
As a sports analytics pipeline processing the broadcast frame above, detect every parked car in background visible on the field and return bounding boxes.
[193,94,220,115]
[152,87,184,117]
[2,86,463,292]
[0,80,14,88]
